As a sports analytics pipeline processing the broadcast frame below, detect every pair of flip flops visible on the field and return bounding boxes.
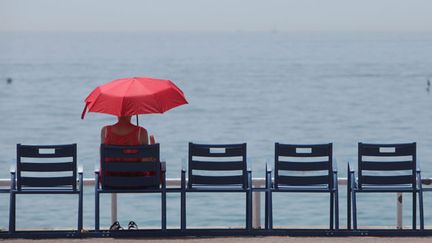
[109,221,138,230]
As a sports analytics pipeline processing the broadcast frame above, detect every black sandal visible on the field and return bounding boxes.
[128,221,138,230]
[109,221,123,230]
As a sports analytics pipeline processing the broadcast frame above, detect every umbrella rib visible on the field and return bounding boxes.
[120,78,138,116]
[87,89,102,111]
[151,91,164,113]
[136,80,164,113]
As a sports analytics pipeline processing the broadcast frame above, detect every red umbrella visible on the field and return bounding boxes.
[81,76,188,119]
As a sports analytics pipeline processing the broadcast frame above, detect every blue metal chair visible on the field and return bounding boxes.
[9,144,83,232]
[180,143,252,230]
[266,143,338,230]
[347,142,424,230]
[95,144,166,231]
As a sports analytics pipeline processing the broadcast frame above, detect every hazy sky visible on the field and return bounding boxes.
[1,0,431,32]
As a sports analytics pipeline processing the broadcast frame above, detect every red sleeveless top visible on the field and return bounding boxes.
[103,125,141,145]
[101,125,156,180]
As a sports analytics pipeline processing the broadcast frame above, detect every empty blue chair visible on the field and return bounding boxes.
[181,143,252,230]
[266,143,338,229]
[9,144,83,232]
[348,142,424,230]
[95,144,166,231]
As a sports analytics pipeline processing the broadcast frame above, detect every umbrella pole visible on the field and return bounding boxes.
[136,115,139,126]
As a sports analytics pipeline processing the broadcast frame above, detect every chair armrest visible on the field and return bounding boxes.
[332,170,338,190]
[416,164,421,180]
[265,163,272,189]
[77,169,84,191]
[347,162,356,188]
[181,168,186,189]
[266,162,272,172]
[161,161,166,173]
[332,158,338,173]
[348,162,355,173]
[94,165,100,174]
[247,170,252,189]
[416,160,421,173]
[78,164,83,174]
[10,170,16,190]
[416,169,423,190]
[159,161,167,188]
[94,170,100,189]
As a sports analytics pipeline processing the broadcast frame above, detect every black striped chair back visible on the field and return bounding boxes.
[188,143,247,189]
[274,143,333,188]
[100,144,161,189]
[17,144,77,190]
[358,142,416,189]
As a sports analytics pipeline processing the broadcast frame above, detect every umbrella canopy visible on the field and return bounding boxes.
[81,76,188,119]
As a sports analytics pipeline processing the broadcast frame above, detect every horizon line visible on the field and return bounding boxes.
[1,29,432,33]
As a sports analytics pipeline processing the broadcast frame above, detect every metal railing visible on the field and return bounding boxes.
[1,177,431,229]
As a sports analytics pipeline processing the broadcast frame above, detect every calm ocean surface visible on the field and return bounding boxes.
[0,31,431,229]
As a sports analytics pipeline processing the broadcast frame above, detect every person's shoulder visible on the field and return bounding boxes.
[101,125,111,131]
[138,126,148,133]
[135,126,148,137]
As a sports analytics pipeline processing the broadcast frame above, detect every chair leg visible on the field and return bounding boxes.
[330,192,334,230]
[246,190,252,230]
[335,188,339,230]
[269,191,273,229]
[245,191,249,229]
[353,190,357,230]
[419,190,424,230]
[413,192,417,230]
[161,190,167,230]
[9,192,16,232]
[347,183,351,230]
[95,191,100,231]
[250,191,253,229]
[180,190,186,230]
[78,190,83,232]
[265,190,269,229]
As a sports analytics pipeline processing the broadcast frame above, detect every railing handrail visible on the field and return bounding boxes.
[1,177,432,187]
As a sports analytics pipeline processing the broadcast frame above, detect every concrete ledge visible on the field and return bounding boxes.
[2,228,432,239]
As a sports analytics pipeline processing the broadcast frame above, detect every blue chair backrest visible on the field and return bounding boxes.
[16,144,77,190]
[188,143,247,189]
[274,143,333,188]
[100,144,161,189]
[358,142,416,189]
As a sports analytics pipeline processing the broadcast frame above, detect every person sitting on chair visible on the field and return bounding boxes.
[100,116,158,231]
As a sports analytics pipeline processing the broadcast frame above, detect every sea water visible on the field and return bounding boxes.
[0,31,431,229]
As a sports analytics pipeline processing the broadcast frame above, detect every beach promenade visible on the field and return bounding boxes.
[2,237,432,243]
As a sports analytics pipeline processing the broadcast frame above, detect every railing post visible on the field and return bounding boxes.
[252,191,261,229]
[397,192,403,229]
[111,193,118,224]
